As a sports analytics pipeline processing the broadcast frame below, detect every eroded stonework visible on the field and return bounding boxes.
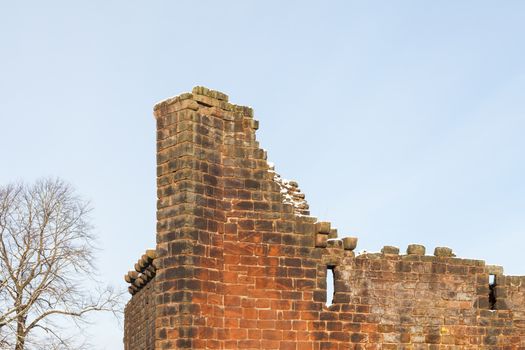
[124,87,525,350]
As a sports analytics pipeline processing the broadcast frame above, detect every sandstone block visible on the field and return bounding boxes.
[342,237,358,251]
[315,233,328,248]
[486,265,504,275]
[381,245,400,255]
[316,221,331,234]
[407,244,426,256]
[434,247,454,257]
[327,239,343,249]
[192,86,229,102]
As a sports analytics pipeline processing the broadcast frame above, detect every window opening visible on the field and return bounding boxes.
[489,274,496,310]
[326,266,335,306]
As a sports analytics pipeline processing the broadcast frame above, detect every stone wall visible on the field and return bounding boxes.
[123,87,525,349]
[327,249,525,348]
[124,280,156,350]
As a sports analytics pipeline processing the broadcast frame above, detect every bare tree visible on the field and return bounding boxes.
[0,178,121,350]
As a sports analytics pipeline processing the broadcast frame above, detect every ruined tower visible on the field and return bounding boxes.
[124,87,525,349]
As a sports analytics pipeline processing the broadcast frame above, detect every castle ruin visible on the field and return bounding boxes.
[123,87,525,349]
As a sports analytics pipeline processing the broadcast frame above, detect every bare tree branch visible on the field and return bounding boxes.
[0,178,124,350]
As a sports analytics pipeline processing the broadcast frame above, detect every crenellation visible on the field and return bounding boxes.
[406,244,426,256]
[124,87,525,349]
[433,246,455,257]
[342,237,358,251]
[381,245,400,255]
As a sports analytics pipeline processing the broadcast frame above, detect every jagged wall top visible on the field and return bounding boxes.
[154,86,313,218]
[154,86,252,118]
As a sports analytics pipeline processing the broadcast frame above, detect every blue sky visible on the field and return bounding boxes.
[1,1,524,348]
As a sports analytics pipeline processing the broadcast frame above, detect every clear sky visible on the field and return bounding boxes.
[1,1,524,348]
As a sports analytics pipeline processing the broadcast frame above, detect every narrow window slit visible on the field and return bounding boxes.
[326,265,335,306]
[489,274,496,310]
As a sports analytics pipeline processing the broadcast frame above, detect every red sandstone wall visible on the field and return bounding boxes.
[332,253,525,348]
[124,280,156,350]
[123,87,525,349]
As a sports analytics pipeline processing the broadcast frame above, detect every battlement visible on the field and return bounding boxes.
[124,88,525,350]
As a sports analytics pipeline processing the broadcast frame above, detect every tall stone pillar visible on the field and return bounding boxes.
[153,87,269,349]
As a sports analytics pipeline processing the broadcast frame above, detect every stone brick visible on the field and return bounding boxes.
[406,244,426,256]
[433,246,454,257]
[342,237,358,251]
[315,233,328,248]
[381,245,400,255]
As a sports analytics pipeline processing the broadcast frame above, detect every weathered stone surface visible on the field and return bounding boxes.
[434,246,455,257]
[315,233,328,248]
[316,221,331,234]
[342,236,358,251]
[381,245,400,255]
[487,264,504,275]
[327,238,343,249]
[124,87,525,350]
[407,243,426,256]
[328,228,338,239]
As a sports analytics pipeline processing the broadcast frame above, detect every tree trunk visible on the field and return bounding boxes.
[14,315,25,350]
